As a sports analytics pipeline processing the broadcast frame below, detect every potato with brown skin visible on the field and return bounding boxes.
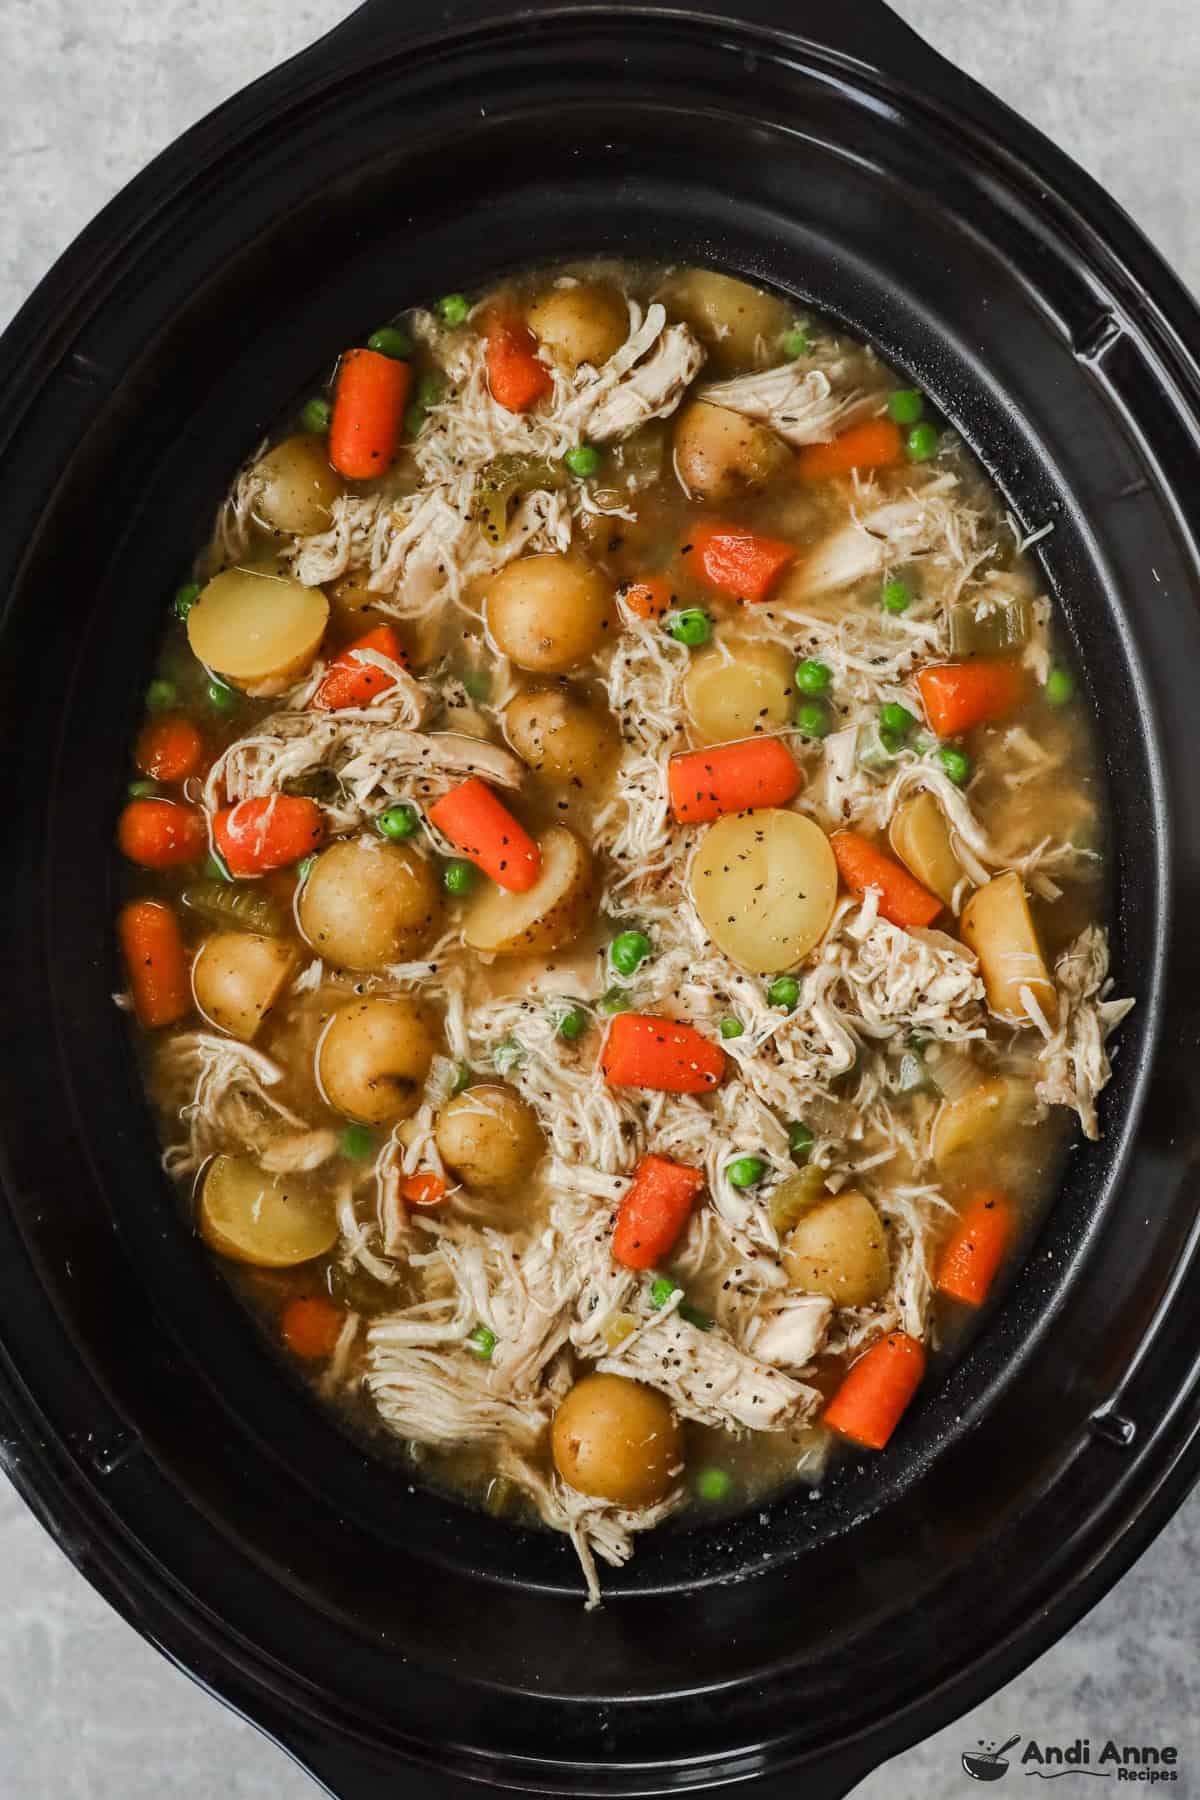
[186,568,329,695]
[485,554,614,674]
[526,282,628,372]
[192,932,297,1041]
[503,688,618,786]
[673,401,791,504]
[932,1075,1035,1182]
[200,1155,338,1268]
[657,268,790,370]
[434,1085,543,1190]
[254,434,343,535]
[551,1374,682,1505]
[960,871,1056,1024]
[317,997,439,1125]
[684,639,795,744]
[782,1190,891,1307]
[298,838,442,972]
[463,825,595,956]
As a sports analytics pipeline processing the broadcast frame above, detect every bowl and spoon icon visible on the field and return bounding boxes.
[963,1735,1022,1781]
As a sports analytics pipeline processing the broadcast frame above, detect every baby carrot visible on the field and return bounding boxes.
[281,1295,346,1360]
[668,736,801,824]
[824,1331,926,1450]
[401,1172,449,1207]
[427,777,540,893]
[620,576,675,620]
[830,830,943,930]
[212,795,325,877]
[683,521,796,603]
[936,1189,1013,1307]
[118,798,207,869]
[134,715,204,783]
[312,623,408,711]
[795,417,904,482]
[612,1154,706,1269]
[119,899,191,1029]
[917,658,1026,737]
[601,1013,726,1094]
[485,318,554,412]
[329,347,411,479]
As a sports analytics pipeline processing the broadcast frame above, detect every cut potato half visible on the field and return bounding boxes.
[690,808,837,973]
[464,825,595,956]
[960,871,1056,1024]
[199,1154,338,1268]
[684,639,794,745]
[890,791,968,912]
[192,931,297,1041]
[783,1189,891,1307]
[187,568,328,693]
[932,1075,1036,1180]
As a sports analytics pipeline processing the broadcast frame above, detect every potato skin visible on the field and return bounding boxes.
[463,825,595,956]
[299,838,442,971]
[317,997,439,1125]
[486,554,613,674]
[526,282,628,372]
[434,1084,543,1189]
[658,268,790,369]
[551,1373,682,1505]
[783,1190,891,1307]
[684,639,795,744]
[192,931,297,1041]
[503,688,617,786]
[673,401,791,503]
[255,434,343,535]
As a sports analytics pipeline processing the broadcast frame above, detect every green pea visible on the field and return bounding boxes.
[300,397,332,434]
[649,1275,679,1308]
[404,402,427,438]
[879,701,916,738]
[296,854,317,883]
[879,726,906,757]
[340,1124,374,1160]
[783,327,811,358]
[788,1120,815,1161]
[795,699,831,739]
[451,1063,473,1093]
[719,1017,744,1040]
[557,1005,589,1042]
[937,745,971,786]
[727,1155,766,1189]
[906,422,940,462]
[596,986,634,1015]
[887,388,924,426]
[564,444,601,479]
[611,929,652,977]
[443,858,475,895]
[367,326,415,360]
[696,1467,733,1503]
[666,609,711,648]
[493,1037,522,1075]
[438,293,471,326]
[376,803,418,842]
[207,678,238,713]
[795,659,832,696]
[767,974,800,1011]
[466,1324,497,1360]
[1045,667,1075,707]
[146,678,177,713]
[173,582,201,622]
[416,372,446,410]
[881,578,911,615]
[127,778,160,799]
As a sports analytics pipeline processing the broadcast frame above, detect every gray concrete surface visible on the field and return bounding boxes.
[1,2,1197,1795]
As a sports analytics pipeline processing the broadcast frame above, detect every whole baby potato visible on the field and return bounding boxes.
[783,1190,891,1307]
[526,281,628,372]
[318,996,439,1125]
[658,267,791,369]
[434,1084,543,1189]
[504,688,618,786]
[299,838,442,971]
[673,401,791,503]
[254,434,343,535]
[551,1373,682,1505]
[486,554,614,674]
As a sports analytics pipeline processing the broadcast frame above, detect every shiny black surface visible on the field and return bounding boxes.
[0,2,1198,1795]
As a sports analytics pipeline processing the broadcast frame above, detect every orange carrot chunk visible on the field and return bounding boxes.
[213,795,325,877]
[668,736,801,824]
[134,715,204,783]
[601,1013,726,1094]
[329,347,411,479]
[612,1154,706,1270]
[917,658,1026,737]
[401,1172,449,1208]
[620,577,675,620]
[683,521,796,603]
[936,1189,1013,1307]
[485,318,553,413]
[795,417,904,482]
[281,1296,347,1360]
[118,798,207,869]
[311,623,409,711]
[830,829,943,929]
[824,1331,926,1450]
[119,899,191,1029]
[427,777,540,893]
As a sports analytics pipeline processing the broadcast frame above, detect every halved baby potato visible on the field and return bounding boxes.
[890,791,969,913]
[932,1075,1036,1180]
[690,808,837,974]
[960,871,1056,1024]
[464,825,595,956]
[673,401,791,504]
[658,268,790,369]
[782,1189,891,1307]
[199,1154,338,1268]
[254,434,343,535]
[526,281,628,372]
[192,931,297,1041]
[684,639,795,744]
[298,838,442,971]
[318,996,440,1125]
[503,687,618,787]
[187,567,329,694]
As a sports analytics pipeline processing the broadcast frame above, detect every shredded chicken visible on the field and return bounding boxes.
[156,1032,334,1177]
[1036,927,1135,1138]
[700,362,879,445]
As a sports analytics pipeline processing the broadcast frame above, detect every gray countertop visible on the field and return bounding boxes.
[1,3,1196,1794]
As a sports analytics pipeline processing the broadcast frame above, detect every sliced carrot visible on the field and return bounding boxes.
[213,795,325,877]
[281,1295,346,1360]
[612,1154,706,1270]
[936,1189,1013,1307]
[119,899,191,1029]
[795,417,904,482]
[329,347,411,479]
[917,658,1026,737]
[118,798,207,869]
[668,736,800,824]
[427,777,540,893]
[400,1172,449,1208]
[620,577,675,620]
[312,624,409,711]
[485,318,553,413]
[601,1013,726,1094]
[134,715,204,783]
[830,830,942,929]
[824,1331,926,1451]
[683,521,796,603]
